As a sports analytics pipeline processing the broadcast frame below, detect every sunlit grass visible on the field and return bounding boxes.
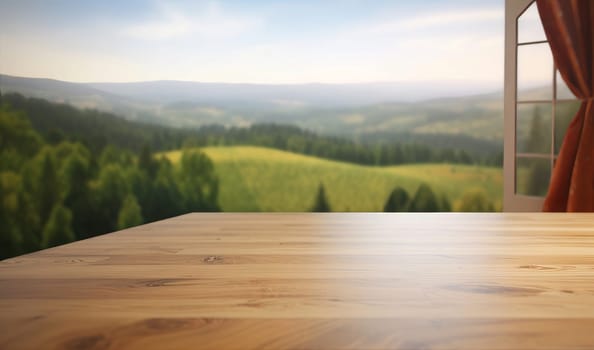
[164,146,503,212]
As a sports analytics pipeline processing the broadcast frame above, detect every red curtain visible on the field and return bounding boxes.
[537,0,594,211]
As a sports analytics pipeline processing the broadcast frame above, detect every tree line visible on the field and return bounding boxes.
[0,103,219,259]
[311,183,495,212]
[1,93,502,168]
[182,124,501,166]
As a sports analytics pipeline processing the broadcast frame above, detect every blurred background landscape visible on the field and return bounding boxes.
[1,0,568,259]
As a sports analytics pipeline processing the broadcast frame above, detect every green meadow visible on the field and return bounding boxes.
[165,146,503,212]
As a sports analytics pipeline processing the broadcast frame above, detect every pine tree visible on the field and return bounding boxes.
[408,183,440,212]
[383,187,410,212]
[524,107,551,196]
[0,105,42,158]
[145,158,184,221]
[311,184,331,212]
[94,164,130,233]
[15,187,41,252]
[526,106,547,153]
[62,152,91,238]
[177,149,220,212]
[117,194,143,230]
[138,144,158,179]
[439,194,452,212]
[41,204,75,248]
[526,160,550,196]
[0,172,22,259]
[35,149,62,226]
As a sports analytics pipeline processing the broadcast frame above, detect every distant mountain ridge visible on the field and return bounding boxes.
[1,73,506,141]
[0,74,127,106]
[1,74,499,105]
[87,79,500,105]
[0,74,150,121]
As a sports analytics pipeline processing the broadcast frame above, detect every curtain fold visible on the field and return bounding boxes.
[536,0,594,211]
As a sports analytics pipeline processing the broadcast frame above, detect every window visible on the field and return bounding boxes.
[504,0,580,211]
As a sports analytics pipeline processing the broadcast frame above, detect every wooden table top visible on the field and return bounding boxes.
[1,213,594,350]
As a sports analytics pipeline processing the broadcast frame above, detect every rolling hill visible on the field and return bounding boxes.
[1,74,505,143]
[2,74,573,145]
[0,74,138,114]
[164,146,503,212]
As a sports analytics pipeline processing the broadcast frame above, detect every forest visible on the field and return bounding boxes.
[0,93,502,259]
[0,102,220,259]
[1,93,501,167]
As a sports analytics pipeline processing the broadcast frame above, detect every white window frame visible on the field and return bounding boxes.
[504,0,546,211]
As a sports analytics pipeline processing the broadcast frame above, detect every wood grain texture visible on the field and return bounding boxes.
[1,213,594,349]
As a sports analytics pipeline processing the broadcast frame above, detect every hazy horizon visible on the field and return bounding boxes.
[0,71,501,89]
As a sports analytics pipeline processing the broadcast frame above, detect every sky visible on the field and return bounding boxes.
[0,0,547,86]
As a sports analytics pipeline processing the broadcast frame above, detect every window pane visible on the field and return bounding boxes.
[555,101,581,154]
[516,157,551,196]
[517,43,553,101]
[556,70,577,100]
[518,2,547,44]
[516,103,552,154]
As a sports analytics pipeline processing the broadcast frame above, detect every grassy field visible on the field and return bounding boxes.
[165,146,503,212]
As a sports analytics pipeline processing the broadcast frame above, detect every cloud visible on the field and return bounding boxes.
[1,0,508,84]
[124,5,190,40]
[359,8,503,35]
[399,9,502,30]
[123,1,262,40]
